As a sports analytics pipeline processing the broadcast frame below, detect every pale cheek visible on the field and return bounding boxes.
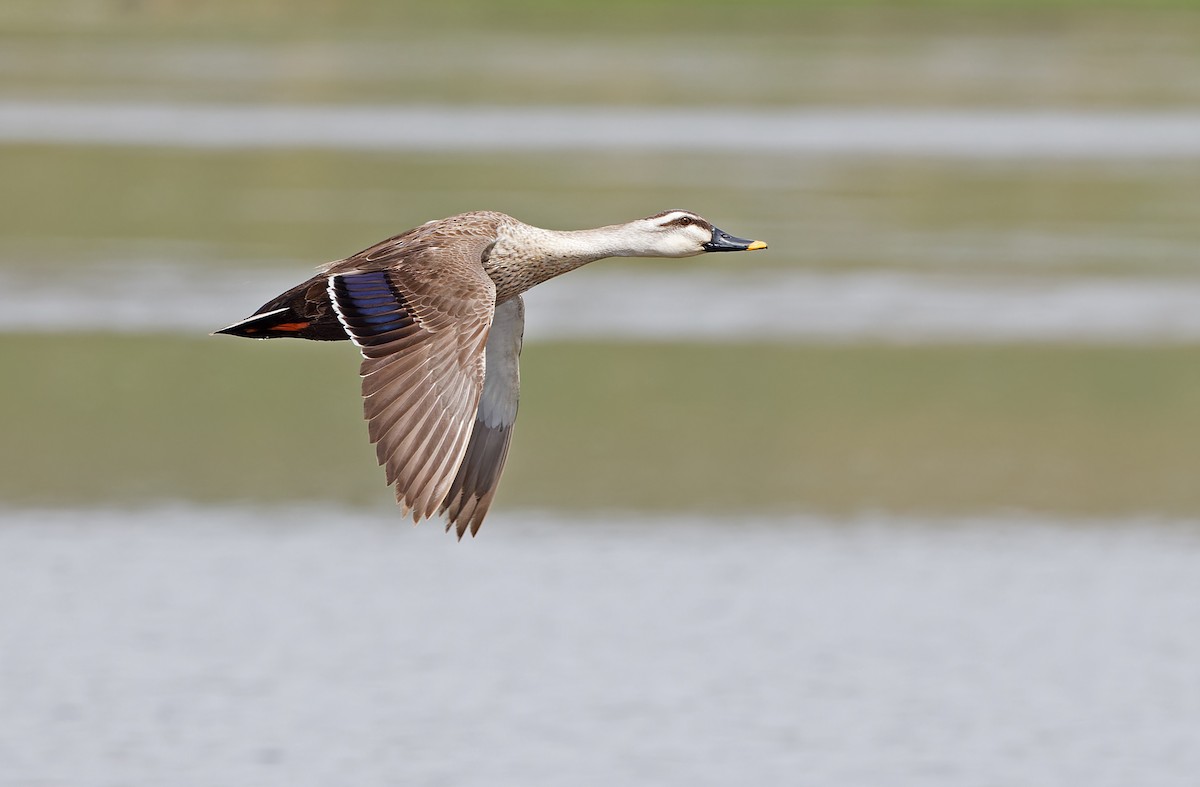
[669,236,702,257]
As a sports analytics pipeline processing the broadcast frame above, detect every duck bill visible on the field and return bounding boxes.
[703,226,768,252]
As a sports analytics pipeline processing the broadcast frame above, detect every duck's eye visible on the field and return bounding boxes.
[677,217,692,227]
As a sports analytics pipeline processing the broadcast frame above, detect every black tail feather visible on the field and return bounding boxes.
[214,275,350,341]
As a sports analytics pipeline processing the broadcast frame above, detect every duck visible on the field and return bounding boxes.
[216,209,767,537]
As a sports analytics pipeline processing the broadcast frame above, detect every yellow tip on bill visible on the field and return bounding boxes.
[746,240,768,251]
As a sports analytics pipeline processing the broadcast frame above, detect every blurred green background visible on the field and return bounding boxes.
[3,0,1200,518]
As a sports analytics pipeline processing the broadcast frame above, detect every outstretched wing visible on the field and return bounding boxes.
[328,233,498,523]
[440,296,524,538]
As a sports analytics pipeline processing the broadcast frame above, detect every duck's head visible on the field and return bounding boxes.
[627,210,768,258]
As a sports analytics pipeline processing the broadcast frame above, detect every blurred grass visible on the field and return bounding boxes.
[3,1,1200,108]
[4,145,1198,276]
[6,0,1200,35]
[4,0,1200,524]
[4,333,1200,518]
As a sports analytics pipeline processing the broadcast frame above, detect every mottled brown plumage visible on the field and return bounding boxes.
[216,210,766,537]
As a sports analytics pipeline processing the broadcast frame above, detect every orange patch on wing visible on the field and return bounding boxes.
[272,322,310,332]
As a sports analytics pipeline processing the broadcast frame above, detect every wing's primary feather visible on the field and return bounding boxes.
[328,229,499,523]
[440,296,525,538]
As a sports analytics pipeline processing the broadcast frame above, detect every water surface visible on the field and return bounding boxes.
[8,264,1200,343]
[5,100,1200,157]
[1,506,1197,786]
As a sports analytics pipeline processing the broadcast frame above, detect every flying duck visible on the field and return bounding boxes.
[216,210,767,537]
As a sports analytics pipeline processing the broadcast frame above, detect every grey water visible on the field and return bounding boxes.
[1,506,1198,786]
[4,100,1200,157]
[8,263,1200,343]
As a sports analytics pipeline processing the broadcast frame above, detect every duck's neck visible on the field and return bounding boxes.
[522,223,645,265]
[487,222,640,301]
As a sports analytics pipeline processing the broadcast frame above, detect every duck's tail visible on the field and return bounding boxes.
[213,276,350,341]
[213,306,312,339]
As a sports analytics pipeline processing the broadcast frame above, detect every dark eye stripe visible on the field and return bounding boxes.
[659,213,709,229]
